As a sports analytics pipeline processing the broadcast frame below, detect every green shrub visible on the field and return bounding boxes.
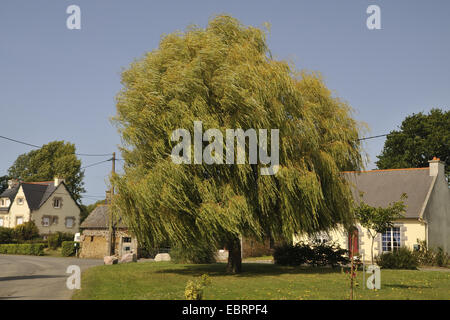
[48,232,74,250]
[61,241,78,257]
[0,243,44,255]
[274,241,350,267]
[185,274,211,300]
[435,247,449,267]
[376,247,418,269]
[413,240,449,267]
[13,221,40,241]
[170,244,216,264]
[0,227,15,244]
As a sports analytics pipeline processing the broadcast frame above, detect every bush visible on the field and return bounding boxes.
[61,241,78,257]
[0,227,15,244]
[0,243,44,256]
[435,247,449,267]
[13,221,40,241]
[185,274,211,300]
[170,244,216,264]
[274,241,349,267]
[413,240,449,267]
[376,247,418,269]
[48,232,74,250]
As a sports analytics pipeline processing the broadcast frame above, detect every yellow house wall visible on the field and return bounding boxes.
[293,219,426,261]
[7,187,31,227]
[31,184,81,235]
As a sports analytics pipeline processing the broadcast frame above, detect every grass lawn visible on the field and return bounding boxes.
[72,262,450,300]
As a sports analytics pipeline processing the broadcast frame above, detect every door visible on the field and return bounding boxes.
[348,227,359,257]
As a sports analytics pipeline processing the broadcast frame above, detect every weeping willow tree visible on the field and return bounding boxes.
[112,15,364,273]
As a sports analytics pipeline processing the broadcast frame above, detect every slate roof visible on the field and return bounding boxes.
[343,168,434,218]
[80,205,127,229]
[0,181,58,212]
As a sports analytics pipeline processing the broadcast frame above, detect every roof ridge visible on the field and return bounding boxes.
[342,167,428,174]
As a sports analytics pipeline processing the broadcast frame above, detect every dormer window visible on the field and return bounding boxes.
[16,197,24,205]
[0,198,9,207]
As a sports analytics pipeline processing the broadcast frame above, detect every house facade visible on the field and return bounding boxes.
[0,178,80,236]
[294,158,450,258]
[79,204,138,259]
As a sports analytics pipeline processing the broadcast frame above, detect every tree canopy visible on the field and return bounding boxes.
[8,141,85,202]
[112,15,364,272]
[0,176,8,194]
[376,108,449,180]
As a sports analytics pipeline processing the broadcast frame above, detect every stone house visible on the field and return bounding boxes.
[0,178,80,237]
[79,204,138,259]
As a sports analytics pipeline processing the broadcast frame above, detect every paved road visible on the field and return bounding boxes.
[0,254,103,300]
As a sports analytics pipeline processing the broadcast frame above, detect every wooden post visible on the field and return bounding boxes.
[107,152,116,256]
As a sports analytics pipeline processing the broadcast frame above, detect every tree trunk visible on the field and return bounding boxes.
[226,238,242,274]
[371,237,375,265]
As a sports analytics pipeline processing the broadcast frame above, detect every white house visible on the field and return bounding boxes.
[295,158,450,258]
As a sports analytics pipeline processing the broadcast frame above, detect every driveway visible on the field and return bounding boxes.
[0,254,103,300]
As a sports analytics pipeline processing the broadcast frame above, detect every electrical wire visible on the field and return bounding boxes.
[0,134,112,157]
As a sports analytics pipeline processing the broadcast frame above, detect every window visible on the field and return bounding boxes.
[65,217,74,228]
[310,232,330,244]
[123,237,132,243]
[0,217,3,227]
[16,216,23,225]
[17,197,24,205]
[43,217,50,227]
[0,198,8,207]
[382,227,401,252]
[53,198,61,208]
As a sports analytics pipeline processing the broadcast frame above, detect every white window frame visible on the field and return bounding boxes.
[382,227,401,252]
[65,217,74,228]
[53,198,61,209]
[43,216,50,227]
[0,217,4,227]
[16,216,23,225]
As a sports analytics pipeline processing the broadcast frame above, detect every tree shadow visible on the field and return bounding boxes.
[0,274,67,282]
[154,263,344,277]
[384,284,431,289]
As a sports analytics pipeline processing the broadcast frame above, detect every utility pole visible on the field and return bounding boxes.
[107,152,116,256]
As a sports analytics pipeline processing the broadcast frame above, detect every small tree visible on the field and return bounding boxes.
[355,194,407,265]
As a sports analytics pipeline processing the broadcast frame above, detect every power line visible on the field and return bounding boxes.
[80,159,112,170]
[0,134,112,157]
[357,134,388,141]
[0,135,41,148]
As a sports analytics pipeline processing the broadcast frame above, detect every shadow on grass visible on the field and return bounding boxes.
[384,284,431,289]
[154,263,344,277]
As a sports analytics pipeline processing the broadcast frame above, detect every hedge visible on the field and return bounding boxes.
[61,241,78,257]
[0,243,45,256]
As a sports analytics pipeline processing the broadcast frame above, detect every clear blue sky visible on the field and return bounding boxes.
[1,0,449,204]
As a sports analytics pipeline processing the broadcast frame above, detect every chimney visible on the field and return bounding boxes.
[7,179,19,189]
[429,157,444,177]
[54,177,65,187]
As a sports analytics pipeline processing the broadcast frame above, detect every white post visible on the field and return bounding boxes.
[362,253,365,289]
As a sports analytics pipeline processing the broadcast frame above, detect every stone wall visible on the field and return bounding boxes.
[79,228,138,259]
